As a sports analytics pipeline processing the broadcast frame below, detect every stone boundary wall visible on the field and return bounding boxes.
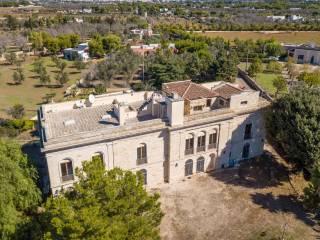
[237,67,273,102]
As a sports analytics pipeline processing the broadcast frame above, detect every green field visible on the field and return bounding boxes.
[201,31,320,45]
[0,56,83,118]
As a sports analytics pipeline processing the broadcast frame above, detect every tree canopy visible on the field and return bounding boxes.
[0,139,41,239]
[40,158,163,240]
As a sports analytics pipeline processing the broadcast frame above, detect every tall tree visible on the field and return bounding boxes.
[34,60,51,86]
[51,58,69,86]
[12,67,25,85]
[211,49,239,82]
[248,57,263,78]
[0,139,41,239]
[148,50,187,88]
[266,84,320,169]
[102,34,121,54]
[5,52,17,65]
[89,37,104,58]
[120,49,141,87]
[40,158,163,240]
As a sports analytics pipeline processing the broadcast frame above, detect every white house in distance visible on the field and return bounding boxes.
[63,42,89,61]
[267,15,286,21]
[38,80,269,194]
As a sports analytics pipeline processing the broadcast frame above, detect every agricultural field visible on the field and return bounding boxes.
[0,56,82,118]
[200,31,320,45]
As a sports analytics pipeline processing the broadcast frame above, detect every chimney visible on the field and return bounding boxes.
[114,102,127,126]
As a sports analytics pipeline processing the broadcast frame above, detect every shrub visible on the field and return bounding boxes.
[94,84,106,94]
[266,61,283,73]
[7,104,25,119]
[5,119,34,131]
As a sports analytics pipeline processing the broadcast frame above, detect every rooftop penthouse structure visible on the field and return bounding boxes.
[39,80,269,194]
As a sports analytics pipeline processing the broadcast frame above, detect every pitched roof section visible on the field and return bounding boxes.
[212,83,243,100]
[162,80,218,100]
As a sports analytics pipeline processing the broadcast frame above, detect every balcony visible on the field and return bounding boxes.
[208,143,217,149]
[185,148,194,155]
[197,146,205,152]
[137,157,147,165]
[61,174,74,182]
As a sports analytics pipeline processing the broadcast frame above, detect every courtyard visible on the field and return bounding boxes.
[158,145,318,240]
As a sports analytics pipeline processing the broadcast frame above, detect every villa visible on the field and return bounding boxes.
[38,80,269,195]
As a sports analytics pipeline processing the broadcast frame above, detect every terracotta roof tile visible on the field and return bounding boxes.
[213,84,243,99]
[162,81,218,100]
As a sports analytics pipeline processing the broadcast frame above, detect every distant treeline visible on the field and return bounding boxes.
[0,0,29,7]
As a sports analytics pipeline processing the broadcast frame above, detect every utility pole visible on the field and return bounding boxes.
[246,50,249,71]
[142,50,145,83]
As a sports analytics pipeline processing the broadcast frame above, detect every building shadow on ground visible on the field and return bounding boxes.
[209,150,290,189]
[209,149,317,228]
[251,192,316,227]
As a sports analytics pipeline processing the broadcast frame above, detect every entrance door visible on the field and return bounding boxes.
[311,56,315,64]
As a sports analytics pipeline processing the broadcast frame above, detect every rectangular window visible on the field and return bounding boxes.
[242,144,250,159]
[185,138,194,155]
[197,135,206,152]
[244,123,252,140]
[206,99,212,107]
[137,145,147,165]
[60,161,74,182]
[208,132,217,149]
[193,105,203,111]
[240,101,248,105]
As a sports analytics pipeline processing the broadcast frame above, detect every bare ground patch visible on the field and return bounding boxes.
[158,145,318,240]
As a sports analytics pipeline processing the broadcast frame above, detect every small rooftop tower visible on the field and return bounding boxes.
[166,92,184,127]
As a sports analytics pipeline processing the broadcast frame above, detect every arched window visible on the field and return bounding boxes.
[196,157,205,172]
[208,129,218,149]
[60,159,74,182]
[197,131,206,152]
[185,133,194,155]
[92,152,104,163]
[185,159,193,176]
[242,143,250,159]
[91,152,104,165]
[137,143,147,165]
[139,169,147,185]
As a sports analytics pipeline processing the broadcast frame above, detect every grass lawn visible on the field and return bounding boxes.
[0,56,83,118]
[255,72,279,95]
[238,62,286,96]
[200,31,320,45]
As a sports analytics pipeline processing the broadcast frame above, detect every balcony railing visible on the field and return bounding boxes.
[197,146,205,152]
[137,157,147,165]
[61,174,74,182]
[208,143,217,149]
[185,148,194,155]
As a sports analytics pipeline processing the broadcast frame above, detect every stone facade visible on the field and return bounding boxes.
[39,81,268,194]
[284,43,320,65]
